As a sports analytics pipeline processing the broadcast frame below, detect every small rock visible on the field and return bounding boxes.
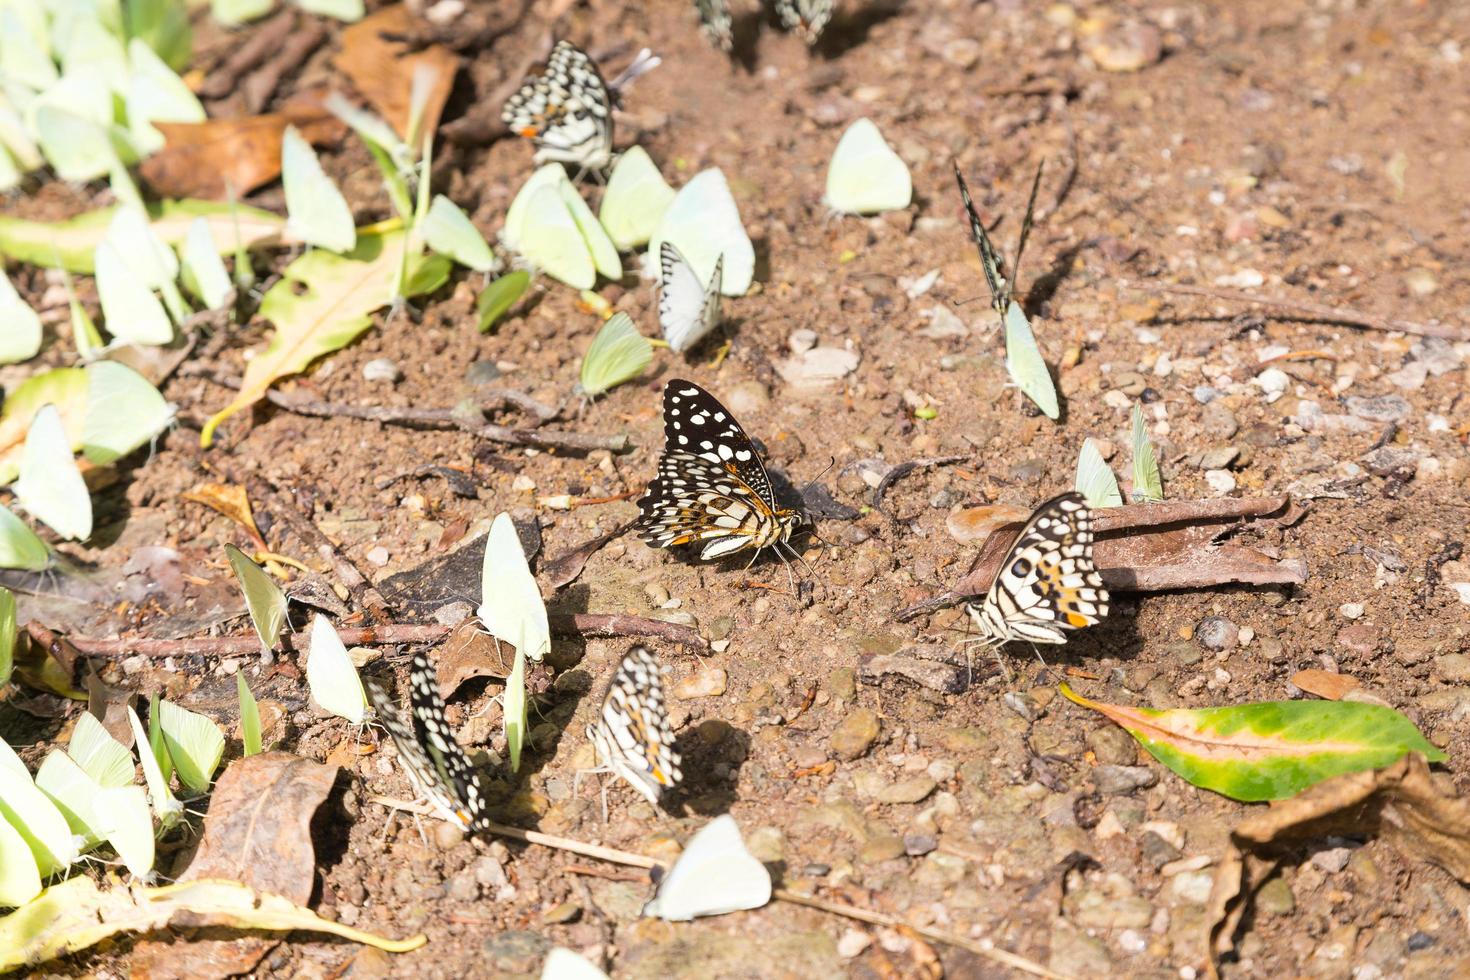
[724,380,770,417]
[789,329,818,354]
[876,777,936,805]
[918,305,968,339]
[1093,765,1159,795]
[1086,725,1138,766]
[1345,393,1412,423]
[362,358,402,383]
[1169,869,1215,905]
[777,346,860,389]
[1087,19,1163,72]
[904,834,938,856]
[1253,367,1290,401]
[1435,654,1470,683]
[831,707,881,760]
[1310,846,1352,873]
[465,361,501,384]
[1200,401,1239,438]
[1362,446,1419,480]
[1049,919,1114,976]
[837,929,871,958]
[1193,385,1220,404]
[481,931,549,973]
[673,667,727,699]
[945,503,1031,544]
[858,653,966,694]
[1195,617,1240,651]
[1205,469,1237,493]
[1197,447,1241,470]
[1256,876,1295,915]
[1140,831,1183,869]
[1339,602,1364,620]
[365,546,390,567]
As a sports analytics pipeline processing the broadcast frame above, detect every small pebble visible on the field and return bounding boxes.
[365,546,390,567]
[1195,617,1240,651]
[837,929,872,958]
[672,667,727,699]
[362,358,402,383]
[1340,603,1364,620]
[1205,469,1237,493]
[1192,385,1220,404]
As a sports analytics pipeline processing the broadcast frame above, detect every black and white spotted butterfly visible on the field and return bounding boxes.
[963,492,1109,648]
[952,159,1045,318]
[501,41,660,173]
[584,646,682,807]
[365,653,490,833]
[635,379,803,563]
[772,0,836,43]
[659,242,723,353]
[694,0,733,50]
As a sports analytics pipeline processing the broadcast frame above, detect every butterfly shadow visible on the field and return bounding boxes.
[811,0,906,58]
[666,720,752,818]
[728,9,765,72]
[1021,239,1090,322]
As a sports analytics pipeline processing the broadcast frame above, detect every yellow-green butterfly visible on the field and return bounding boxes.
[501,164,620,288]
[154,700,224,795]
[14,404,92,541]
[305,613,369,726]
[1074,437,1122,509]
[282,125,356,254]
[598,146,675,251]
[579,312,652,397]
[421,195,499,274]
[1131,403,1164,502]
[823,118,911,216]
[0,269,41,364]
[647,168,753,297]
[224,544,288,661]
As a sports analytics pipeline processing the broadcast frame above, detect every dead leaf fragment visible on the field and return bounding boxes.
[183,482,266,549]
[139,97,345,200]
[335,6,457,140]
[1290,669,1360,701]
[435,621,509,698]
[1206,754,1470,977]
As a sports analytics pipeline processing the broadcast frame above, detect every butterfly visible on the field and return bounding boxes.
[585,646,682,807]
[695,0,733,50]
[635,379,803,563]
[365,653,490,833]
[963,492,1109,648]
[659,241,723,353]
[952,158,1044,318]
[773,0,835,43]
[501,41,660,173]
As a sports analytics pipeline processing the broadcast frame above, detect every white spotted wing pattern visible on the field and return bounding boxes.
[635,379,801,561]
[773,0,836,43]
[965,492,1109,646]
[501,41,615,171]
[586,646,682,806]
[365,653,490,833]
[658,241,723,353]
[694,0,733,50]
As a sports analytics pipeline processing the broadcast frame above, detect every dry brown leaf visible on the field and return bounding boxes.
[1290,668,1360,701]
[542,518,638,591]
[335,6,457,140]
[138,97,345,200]
[130,753,339,979]
[1206,754,1470,978]
[183,482,266,549]
[435,621,509,698]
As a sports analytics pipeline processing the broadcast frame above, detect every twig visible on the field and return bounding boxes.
[265,390,631,454]
[872,454,971,521]
[243,17,327,113]
[370,797,1067,979]
[199,10,296,100]
[1135,281,1470,342]
[549,613,706,651]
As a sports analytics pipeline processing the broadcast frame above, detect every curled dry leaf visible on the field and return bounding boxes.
[182,482,266,550]
[434,621,509,699]
[129,752,338,979]
[1206,754,1470,978]
[139,96,346,200]
[542,518,639,591]
[334,6,457,140]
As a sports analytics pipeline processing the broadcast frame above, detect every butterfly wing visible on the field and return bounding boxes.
[365,653,488,833]
[1003,301,1060,420]
[598,146,675,251]
[1074,438,1123,509]
[659,243,722,353]
[774,0,835,43]
[306,613,369,724]
[500,40,613,170]
[649,168,753,296]
[580,312,652,396]
[642,814,772,921]
[636,380,787,559]
[824,118,911,216]
[590,647,681,805]
[694,0,733,49]
[973,492,1108,644]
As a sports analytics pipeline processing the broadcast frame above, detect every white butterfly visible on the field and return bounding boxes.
[642,814,772,921]
[658,241,722,353]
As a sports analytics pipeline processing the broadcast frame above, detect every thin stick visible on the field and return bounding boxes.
[264,391,631,453]
[369,797,1065,978]
[549,613,707,651]
[1136,281,1470,342]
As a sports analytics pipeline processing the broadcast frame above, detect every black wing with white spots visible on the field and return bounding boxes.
[365,653,490,834]
[635,379,797,561]
[500,40,614,170]
[586,646,682,806]
[773,0,835,43]
[694,0,733,50]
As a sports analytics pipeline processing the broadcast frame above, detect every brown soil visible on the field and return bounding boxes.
[5,0,1470,977]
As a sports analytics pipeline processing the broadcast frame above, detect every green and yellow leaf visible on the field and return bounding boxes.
[0,369,88,486]
[1060,683,1447,802]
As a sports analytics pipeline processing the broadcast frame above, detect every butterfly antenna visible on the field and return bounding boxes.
[1011,158,1046,307]
[609,48,661,93]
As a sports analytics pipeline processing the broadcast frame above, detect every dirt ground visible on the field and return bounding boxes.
[4,0,1470,977]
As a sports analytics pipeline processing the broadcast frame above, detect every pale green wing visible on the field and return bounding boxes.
[238,673,262,756]
[0,736,25,778]
[124,38,205,155]
[0,815,41,907]
[13,404,92,541]
[556,180,621,281]
[68,712,134,788]
[224,544,288,658]
[282,125,356,253]
[598,146,675,251]
[0,508,47,572]
[297,0,365,20]
[1075,437,1123,509]
[541,948,611,980]
[95,784,154,879]
[579,312,652,396]
[58,16,128,93]
[306,614,368,725]
[0,269,41,363]
[155,700,224,795]
[1131,403,1164,502]
[211,0,274,27]
[422,195,498,273]
[34,750,107,845]
[1003,301,1059,420]
[0,764,80,874]
[179,216,233,310]
[504,646,526,773]
[127,705,182,828]
[0,7,56,90]
[477,513,550,663]
[648,168,753,297]
[0,587,13,688]
[94,240,173,346]
[642,814,772,921]
[823,118,912,216]
[500,164,566,254]
[517,185,596,290]
[82,361,176,465]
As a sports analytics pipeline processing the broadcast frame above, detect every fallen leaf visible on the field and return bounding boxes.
[1206,754,1469,977]
[434,621,508,698]
[0,877,421,974]
[334,6,457,140]
[182,482,266,549]
[139,97,346,200]
[201,231,441,447]
[1060,683,1444,802]
[1290,669,1360,701]
[129,753,339,978]
[542,518,638,591]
